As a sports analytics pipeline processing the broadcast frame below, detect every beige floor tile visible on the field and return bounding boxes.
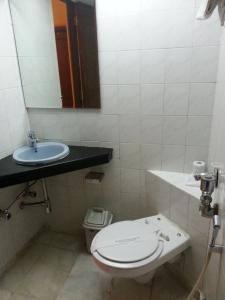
[70,253,99,275]
[106,278,150,300]
[56,290,80,300]
[15,262,68,300]
[0,245,45,293]
[150,268,188,300]
[38,246,77,273]
[39,231,83,252]
[1,231,188,300]
[35,231,55,246]
[62,271,111,300]
[51,232,83,251]
[9,293,37,300]
[0,289,12,300]
[0,268,24,294]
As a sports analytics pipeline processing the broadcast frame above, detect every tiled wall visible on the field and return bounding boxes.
[145,171,210,287]
[206,25,225,300]
[28,0,221,234]
[29,0,221,173]
[0,0,45,275]
[0,0,224,296]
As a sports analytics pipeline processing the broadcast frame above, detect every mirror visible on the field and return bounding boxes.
[9,0,101,109]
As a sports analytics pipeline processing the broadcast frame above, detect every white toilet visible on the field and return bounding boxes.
[91,214,190,283]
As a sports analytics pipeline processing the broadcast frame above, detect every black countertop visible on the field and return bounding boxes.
[0,146,113,188]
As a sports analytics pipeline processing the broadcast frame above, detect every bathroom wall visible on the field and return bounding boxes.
[28,0,221,234]
[205,24,225,299]
[145,170,211,288]
[0,0,45,275]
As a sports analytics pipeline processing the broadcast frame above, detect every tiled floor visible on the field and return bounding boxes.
[0,231,188,300]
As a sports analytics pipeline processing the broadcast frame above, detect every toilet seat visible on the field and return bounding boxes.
[91,214,190,280]
[92,221,161,263]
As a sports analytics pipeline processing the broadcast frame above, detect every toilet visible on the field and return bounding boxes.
[91,214,190,283]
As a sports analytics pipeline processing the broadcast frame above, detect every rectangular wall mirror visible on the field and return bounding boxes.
[9,0,101,109]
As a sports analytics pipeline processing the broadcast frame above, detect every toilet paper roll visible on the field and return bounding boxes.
[192,161,206,176]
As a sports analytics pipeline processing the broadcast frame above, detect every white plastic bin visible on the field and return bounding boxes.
[83,207,113,253]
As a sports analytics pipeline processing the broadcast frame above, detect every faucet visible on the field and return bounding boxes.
[197,169,225,256]
[198,169,219,218]
[28,130,38,152]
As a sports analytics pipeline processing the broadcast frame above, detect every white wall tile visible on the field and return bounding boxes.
[120,143,141,169]
[0,58,20,90]
[119,192,144,220]
[171,0,195,10]
[170,187,189,230]
[141,0,170,11]
[98,115,119,143]
[141,50,166,83]
[141,11,168,49]
[141,116,162,144]
[164,84,189,115]
[163,116,187,145]
[0,119,13,157]
[117,51,140,84]
[119,115,140,143]
[100,85,118,115]
[167,10,194,48]
[189,83,215,115]
[97,16,118,51]
[99,52,117,85]
[186,116,211,146]
[116,14,140,50]
[96,0,117,17]
[118,85,140,115]
[121,168,141,193]
[141,144,162,170]
[166,48,192,83]
[146,173,171,217]
[77,113,99,141]
[193,12,221,47]
[115,0,141,16]
[162,145,185,172]
[191,46,219,83]
[141,84,164,115]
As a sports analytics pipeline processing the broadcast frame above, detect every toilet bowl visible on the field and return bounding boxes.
[91,214,190,283]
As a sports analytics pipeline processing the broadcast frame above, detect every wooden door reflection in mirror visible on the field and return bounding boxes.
[52,0,100,109]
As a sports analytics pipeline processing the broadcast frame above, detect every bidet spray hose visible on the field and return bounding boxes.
[186,204,220,300]
[186,251,212,300]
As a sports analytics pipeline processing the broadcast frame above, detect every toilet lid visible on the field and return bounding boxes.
[93,221,159,263]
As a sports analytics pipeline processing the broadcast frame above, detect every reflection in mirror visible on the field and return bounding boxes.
[9,0,100,109]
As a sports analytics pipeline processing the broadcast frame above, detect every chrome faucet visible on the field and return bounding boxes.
[28,130,38,152]
[198,169,219,218]
[198,169,225,254]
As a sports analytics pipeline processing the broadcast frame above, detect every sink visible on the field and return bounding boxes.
[13,142,70,165]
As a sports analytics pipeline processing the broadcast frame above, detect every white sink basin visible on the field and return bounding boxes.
[13,142,70,165]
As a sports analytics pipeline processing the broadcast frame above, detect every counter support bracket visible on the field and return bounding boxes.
[20,178,52,214]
